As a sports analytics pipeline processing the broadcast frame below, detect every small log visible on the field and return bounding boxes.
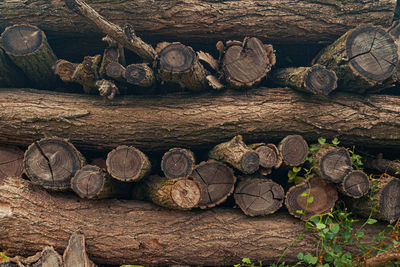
[313,25,398,93]
[272,64,338,95]
[156,42,208,91]
[104,61,125,82]
[285,176,338,220]
[251,143,282,169]
[364,242,400,267]
[191,160,236,209]
[63,233,96,267]
[339,170,370,198]
[106,145,151,182]
[364,154,400,177]
[23,137,85,190]
[71,165,121,199]
[278,135,309,167]
[99,46,120,78]
[0,246,62,267]
[125,63,155,88]
[52,59,79,83]
[161,148,195,180]
[0,24,57,89]
[234,178,284,216]
[347,175,400,223]
[0,48,26,87]
[209,135,259,174]
[221,37,275,89]
[70,55,101,94]
[0,145,24,183]
[144,175,200,210]
[95,79,119,99]
[312,145,352,183]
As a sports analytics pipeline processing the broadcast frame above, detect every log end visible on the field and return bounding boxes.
[279,135,309,166]
[161,148,195,179]
[341,170,370,198]
[305,64,337,95]
[1,24,43,55]
[380,177,400,223]
[320,148,352,183]
[240,151,260,174]
[171,178,201,209]
[71,165,106,199]
[158,43,195,73]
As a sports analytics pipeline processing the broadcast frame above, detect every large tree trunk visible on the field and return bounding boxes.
[0,88,399,152]
[0,0,396,45]
[0,176,388,266]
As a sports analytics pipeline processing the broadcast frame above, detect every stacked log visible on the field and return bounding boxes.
[0,145,24,183]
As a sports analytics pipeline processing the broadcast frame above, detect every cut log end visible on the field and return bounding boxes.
[255,144,282,169]
[170,178,201,209]
[191,160,236,209]
[24,138,84,190]
[0,145,24,183]
[305,65,337,95]
[341,170,370,198]
[380,178,400,223]
[1,24,43,55]
[234,178,284,216]
[241,151,260,174]
[105,62,124,80]
[279,135,309,166]
[53,59,78,83]
[346,26,397,82]
[320,148,352,183]
[106,146,150,182]
[285,177,338,220]
[161,148,195,180]
[159,43,195,73]
[71,165,106,199]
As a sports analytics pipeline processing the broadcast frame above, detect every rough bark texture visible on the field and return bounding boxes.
[63,233,96,267]
[339,170,370,199]
[0,145,24,184]
[0,176,388,266]
[0,0,396,45]
[0,87,399,152]
[251,143,282,170]
[365,154,400,177]
[0,48,26,87]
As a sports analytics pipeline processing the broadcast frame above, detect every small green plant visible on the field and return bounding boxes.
[349,145,364,170]
[0,252,8,261]
[234,257,262,267]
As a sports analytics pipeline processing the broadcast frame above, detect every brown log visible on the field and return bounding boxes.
[0,1,396,45]
[234,177,284,216]
[191,160,236,209]
[23,137,85,191]
[106,145,151,182]
[0,176,389,266]
[161,148,195,180]
[313,25,398,93]
[364,242,400,267]
[0,87,399,152]
[0,246,63,267]
[0,48,26,87]
[278,135,309,167]
[250,143,282,170]
[347,175,400,223]
[124,63,155,88]
[63,233,96,267]
[209,135,259,174]
[364,154,400,177]
[0,24,58,89]
[339,170,370,199]
[0,145,24,184]
[221,38,275,89]
[99,46,121,78]
[285,176,338,220]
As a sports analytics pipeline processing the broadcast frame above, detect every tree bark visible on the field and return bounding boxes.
[0,48,26,87]
[0,145,24,184]
[364,154,400,177]
[0,87,399,152]
[0,176,389,266]
[0,0,396,45]
[63,233,96,267]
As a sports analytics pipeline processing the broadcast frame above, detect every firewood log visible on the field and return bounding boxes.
[221,37,275,89]
[124,63,155,88]
[209,135,259,174]
[364,154,400,177]
[313,25,398,93]
[106,145,151,182]
[0,145,24,183]
[63,233,96,267]
[0,24,58,89]
[161,148,195,180]
[285,176,338,220]
[234,177,284,216]
[347,175,400,223]
[0,246,63,267]
[251,143,282,170]
[272,64,338,95]
[23,137,85,191]
[0,48,26,87]
[278,135,309,167]
[99,46,121,78]
[191,160,236,209]
[339,170,370,199]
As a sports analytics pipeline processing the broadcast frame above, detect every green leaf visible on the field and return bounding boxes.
[293,166,302,173]
[298,233,304,239]
[366,218,377,225]
[356,231,364,238]
[242,258,251,264]
[296,210,304,215]
[297,252,304,260]
[307,196,314,204]
[331,137,340,145]
[304,254,318,265]
[316,222,326,230]
[306,155,313,163]
[288,170,296,179]
[318,137,326,145]
[309,144,320,151]
[331,223,340,234]
[301,191,308,197]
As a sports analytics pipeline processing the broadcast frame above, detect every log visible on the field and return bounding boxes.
[234,178,284,216]
[144,175,200,210]
[99,46,121,78]
[313,25,398,93]
[161,148,195,180]
[312,145,352,183]
[71,165,123,199]
[285,176,338,220]
[364,154,400,177]
[1,246,63,267]
[125,63,155,88]
[347,175,400,223]
[0,145,24,184]
[0,48,26,87]
[209,135,259,174]
[251,143,282,170]
[272,64,338,95]
[0,87,399,152]
[23,137,85,191]
[221,38,275,89]
[0,0,396,45]
[278,135,309,167]
[191,160,236,209]
[0,176,389,266]
[63,233,96,267]
[156,42,208,91]
[0,24,58,89]
[106,145,151,182]
[339,170,370,199]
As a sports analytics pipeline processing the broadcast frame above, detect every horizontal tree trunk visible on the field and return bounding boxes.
[0,176,388,266]
[0,0,396,45]
[0,87,399,152]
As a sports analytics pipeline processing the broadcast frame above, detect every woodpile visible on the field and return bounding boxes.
[1,0,400,265]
